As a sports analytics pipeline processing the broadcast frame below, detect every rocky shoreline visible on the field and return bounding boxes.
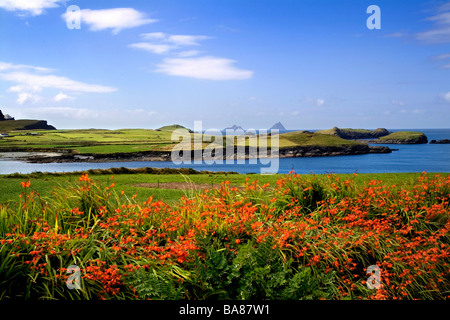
[4,144,392,164]
[429,139,450,144]
[278,144,391,158]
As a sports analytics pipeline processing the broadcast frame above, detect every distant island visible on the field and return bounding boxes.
[223,122,287,132]
[270,122,287,131]
[157,124,192,132]
[316,126,428,144]
[370,131,428,144]
[0,109,56,132]
[316,127,390,139]
[223,124,245,131]
[0,121,437,163]
[0,125,392,163]
[429,139,450,144]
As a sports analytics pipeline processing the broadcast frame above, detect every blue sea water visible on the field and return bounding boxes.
[0,129,449,175]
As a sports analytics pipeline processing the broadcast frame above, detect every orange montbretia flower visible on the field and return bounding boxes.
[79,174,90,182]
[5,172,450,300]
[20,181,31,188]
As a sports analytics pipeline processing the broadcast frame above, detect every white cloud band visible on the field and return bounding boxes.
[155,56,253,80]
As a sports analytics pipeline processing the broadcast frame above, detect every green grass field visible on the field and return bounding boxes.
[376,131,427,141]
[1,170,449,300]
[1,169,446,205]
[0,128,177,153]
[0,120,45,132]
[0,126,368,156]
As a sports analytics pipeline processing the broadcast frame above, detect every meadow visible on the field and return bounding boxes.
[0,127,365,156]
[0,170,449,300]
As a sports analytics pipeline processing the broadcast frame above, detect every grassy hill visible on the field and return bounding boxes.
[278,130,363,148]
[157,124,190,131]
[372,131,428,144]
[0,128,177,154]
[0,120,56,132]
[315,127,390,139]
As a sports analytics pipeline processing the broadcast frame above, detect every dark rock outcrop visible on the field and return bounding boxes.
[22,121,56,131]
[20,143,393,164]
[278,144,391,158]
[429,139,450,144]
[0,110,15,121]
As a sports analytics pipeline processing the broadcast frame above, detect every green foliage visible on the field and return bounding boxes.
[0,172,449,300]
[188,236,336,300]
[0,120,50,132]
[124,266,185,300]
[279,131,362,147]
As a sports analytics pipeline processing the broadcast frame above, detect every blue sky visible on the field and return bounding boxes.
[0,0,449,130]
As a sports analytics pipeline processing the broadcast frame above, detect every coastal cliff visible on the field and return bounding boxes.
[316,127,391,139]
[371,131,428,144]
[429,139,450,144]
[278,144,390,158]
[20,144,391,163]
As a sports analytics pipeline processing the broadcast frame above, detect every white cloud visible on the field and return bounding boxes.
[17,92,41,105]
[0,61,117,105]
[165,35,212,46]
[140,32,166,40]
[442,92,450,102]
[140,32,212,46]
[131,33,211,56]
[176,50,201,57]
[432,53,450,60]
[22,107,158,122]
[1,71,117,93]
[24,107,101,120]
[391,99,405,106]
[54,92,74,102]
[2,69,115,94]
[132,32,250,82]
[384,32,408,38]
[155,56,253,80]
[300,97,326,106]
[315,98,325,106]
[63,8,157,35]
[416,5,450,43]
[129,42,173,54]
[399,108,425,115]
[0,62,54,73]
[0,0,61,16]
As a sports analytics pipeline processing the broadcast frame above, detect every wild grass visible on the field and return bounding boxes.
[0,172,449,300]
[279,131,362,147]
[0,127,368,155]
[377,131,426,141]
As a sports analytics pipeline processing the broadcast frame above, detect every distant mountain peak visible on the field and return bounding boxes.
[224,124,245,131]
[270,122,286,131]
